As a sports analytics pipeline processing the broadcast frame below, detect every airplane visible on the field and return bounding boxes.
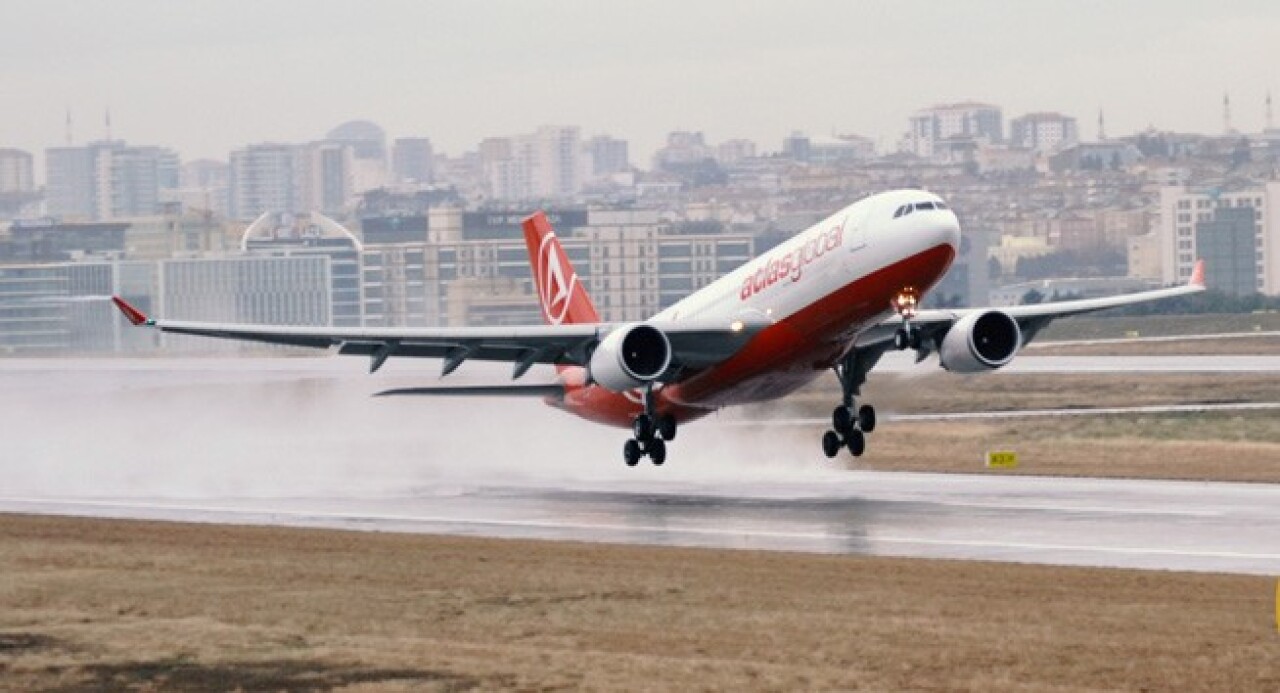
[111,189,1206,467]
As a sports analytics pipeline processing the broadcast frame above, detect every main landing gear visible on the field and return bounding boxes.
[625,385,678,467]
[823,349,878,459]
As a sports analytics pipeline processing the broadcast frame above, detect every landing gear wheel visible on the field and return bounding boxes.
[832,405,854,436]
[822,430,841,458]
[857,404,877,433]
[657,414,677,441]
[845,429,866,457]
[632,414,654,442]
[624,439,642,467]
[648,438,667,466]
[894,328,910,351]
[909,330,922,351]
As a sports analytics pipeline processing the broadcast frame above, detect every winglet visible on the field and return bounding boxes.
[111,296,150,326]
[1189,259,1205,288]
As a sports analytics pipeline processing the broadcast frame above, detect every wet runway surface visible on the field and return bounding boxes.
[3,357,1278,576]
[3,472,1279,575]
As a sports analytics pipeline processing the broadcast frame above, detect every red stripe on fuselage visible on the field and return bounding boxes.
[551,243,956,429]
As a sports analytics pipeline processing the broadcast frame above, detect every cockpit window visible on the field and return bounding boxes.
[935,202,948,210]
[894,205,909,218]
[914,201,936,211]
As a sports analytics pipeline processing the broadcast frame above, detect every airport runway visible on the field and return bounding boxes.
[2,472,1278,575]
[2,357,1278,577]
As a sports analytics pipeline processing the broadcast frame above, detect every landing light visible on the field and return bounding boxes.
[730,319,745,333]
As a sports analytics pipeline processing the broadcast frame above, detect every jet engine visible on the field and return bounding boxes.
[938,310,1021,373]
[589,323,673,391]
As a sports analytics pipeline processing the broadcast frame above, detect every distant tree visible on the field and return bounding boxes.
[988,256,1003,280]
[1021,288,1045,305]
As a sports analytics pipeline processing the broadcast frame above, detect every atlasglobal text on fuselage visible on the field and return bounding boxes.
[112,189,1205,467]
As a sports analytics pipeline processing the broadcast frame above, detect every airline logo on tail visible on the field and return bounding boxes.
[522,211,600,326]
[537,233,575,325]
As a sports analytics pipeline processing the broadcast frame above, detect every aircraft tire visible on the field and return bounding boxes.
[624,439,642,467]
[632,414,654,442]
[649,438,667,466]
[846,429,866,457]
[858,404,877,433]
[822,430,841,458]
[832,405,854,435]
[658,414,677,441]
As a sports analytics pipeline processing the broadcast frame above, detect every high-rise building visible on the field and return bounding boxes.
[1010,112,1079,152]
[392,137,434,184]
[585,135,629,178]
[294,142,354,216]
[1156,183,1280,294]
[905,102,1003,158]
[483,126,583,201]
[227,143,296,220]
[0,149,34,193]
[45,141,179,220]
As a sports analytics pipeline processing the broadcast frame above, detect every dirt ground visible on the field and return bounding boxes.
[0,514,1276,691]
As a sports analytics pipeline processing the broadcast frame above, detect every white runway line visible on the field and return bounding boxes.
[727,401,1280,426]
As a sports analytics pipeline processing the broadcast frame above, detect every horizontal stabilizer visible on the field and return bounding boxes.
[375,384,564,398]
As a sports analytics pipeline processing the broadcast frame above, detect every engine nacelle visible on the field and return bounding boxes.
[589,323,673,392]
[938,310,1021,373]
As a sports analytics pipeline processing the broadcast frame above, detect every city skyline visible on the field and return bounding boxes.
[4,1,1279,173]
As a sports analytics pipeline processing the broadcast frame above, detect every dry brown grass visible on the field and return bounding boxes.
[734,373,1280,482]
[0,514,1276,691]
[1031,336,1280,356]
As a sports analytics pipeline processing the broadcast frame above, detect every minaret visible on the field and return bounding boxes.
[1223,92,1233,134]
[105,108,112,141]
[65,108,73,145]
[1267,92,1274,131]
[1097,109,1106,141]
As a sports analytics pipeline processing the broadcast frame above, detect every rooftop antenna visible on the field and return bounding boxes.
[105,108,112,141]
[1223,92,1233,134]
[65,107,73,145]
[1097,109,1106,141]
[1267,92,1274,131]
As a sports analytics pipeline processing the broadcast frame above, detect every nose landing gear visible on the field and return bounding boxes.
[891,287,922,351]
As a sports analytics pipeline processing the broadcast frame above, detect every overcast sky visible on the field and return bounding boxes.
[3,1,1278,167]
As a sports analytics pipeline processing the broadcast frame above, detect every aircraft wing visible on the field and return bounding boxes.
[110,297,767,379]
[856,260,1207,351]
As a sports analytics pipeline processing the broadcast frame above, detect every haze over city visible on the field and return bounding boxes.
[5,0,1279,166]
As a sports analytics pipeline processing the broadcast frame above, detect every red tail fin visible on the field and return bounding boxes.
[522,211,599,325]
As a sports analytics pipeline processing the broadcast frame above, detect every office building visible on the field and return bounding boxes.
[1009,112,1079,152]
[905,102,1003,158]
[1156,183,1280,294]
[227,143,296,220]
[0,149,34,193]
[45,141,178,220]
[392,137,434,184]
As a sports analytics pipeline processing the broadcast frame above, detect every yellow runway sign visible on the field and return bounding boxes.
[986,451,1019,469]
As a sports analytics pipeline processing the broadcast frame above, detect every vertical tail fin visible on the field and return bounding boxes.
[522,211,599,325]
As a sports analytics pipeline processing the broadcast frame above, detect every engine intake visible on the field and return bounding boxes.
[939,310,1021,373]
[589,323,672,392]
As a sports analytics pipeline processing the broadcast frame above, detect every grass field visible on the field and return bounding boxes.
[0,514,1276,691]
[1037,312,1280,340]
[734,373,1280,482]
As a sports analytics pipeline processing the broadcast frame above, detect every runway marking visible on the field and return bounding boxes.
[3,499,1277,566]
[723,401,1280,426]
